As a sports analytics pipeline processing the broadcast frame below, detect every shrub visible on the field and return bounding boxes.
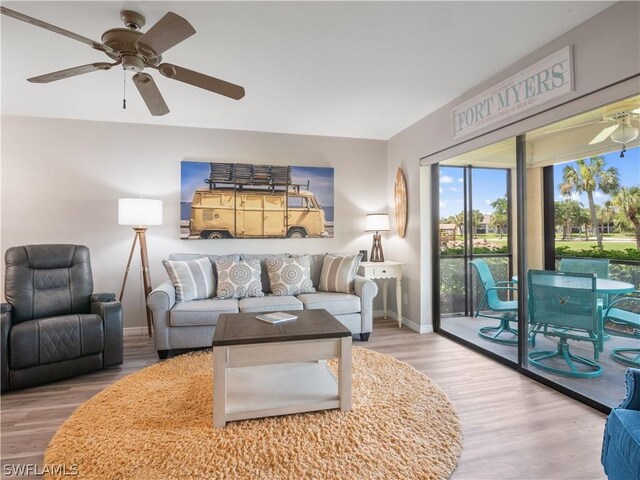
[555,246,640,261]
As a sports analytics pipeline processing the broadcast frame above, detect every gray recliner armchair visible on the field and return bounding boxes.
[1,245,123,392]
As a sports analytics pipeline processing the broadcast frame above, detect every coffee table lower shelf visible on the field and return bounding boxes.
[224,362,340,422]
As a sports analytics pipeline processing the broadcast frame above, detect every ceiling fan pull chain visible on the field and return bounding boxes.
[123,69,127,110]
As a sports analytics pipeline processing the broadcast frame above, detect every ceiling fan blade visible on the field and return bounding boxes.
[544,120,602,135]
[0,6,115,55]
[136,12,195,57]
[588,124,619,145]
[133,73,170,116]
[157,63,245,100]
[27,62,118,83]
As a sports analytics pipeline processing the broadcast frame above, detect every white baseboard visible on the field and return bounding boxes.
[123,326,150,337]
[124,313,435,336]
[373,310,433,334]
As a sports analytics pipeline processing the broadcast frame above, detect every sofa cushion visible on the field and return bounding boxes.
[10,314,103,369]
[170,299,239,327]
[215,257,264,299]
[239,296,303,313]
[163,257,215,303]
[605,408,640,479]
[297,292,361,316]
[265,255,316,296]
[318,254,361,294]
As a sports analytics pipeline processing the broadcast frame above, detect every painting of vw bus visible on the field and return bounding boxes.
[180,161,334,239]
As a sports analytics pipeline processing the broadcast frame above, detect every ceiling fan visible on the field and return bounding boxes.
[0,7,245,116]
[587,102,640,146]
[544,100,640,145]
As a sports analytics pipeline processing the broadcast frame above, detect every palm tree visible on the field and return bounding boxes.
[471,210,484,239]
[555,200,582,241]
[597,201,617,235]
[490,197,508,239]
[453,212,465,237]
[612,187,640,250]
[578,207,592,241]
[559,156,619,248]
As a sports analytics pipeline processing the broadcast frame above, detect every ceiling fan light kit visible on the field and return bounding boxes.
[0,7,245,116]
[583,100,640,158]
[610,118,639,145]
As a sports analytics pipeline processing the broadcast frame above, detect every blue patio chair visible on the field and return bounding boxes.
[560,258,610,305]
[469,259,518,345]
[528,270,603,378]
[604,290,640,368]
[559,258,610,278]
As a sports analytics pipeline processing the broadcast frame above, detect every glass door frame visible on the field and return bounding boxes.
[431,134,612,414]
[431,161,519,367]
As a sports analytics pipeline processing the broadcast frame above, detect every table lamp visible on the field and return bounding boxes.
[118,198,163,336]
[365,213,390,262]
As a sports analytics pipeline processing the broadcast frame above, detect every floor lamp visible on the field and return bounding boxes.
[118,198,163,337]
[365,213,390,262]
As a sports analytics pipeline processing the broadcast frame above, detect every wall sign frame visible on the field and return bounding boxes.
[452,46,574,140]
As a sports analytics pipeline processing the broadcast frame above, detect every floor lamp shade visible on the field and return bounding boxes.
[118,198,162,337]
[365,214,390,262]
[118,198,163,226]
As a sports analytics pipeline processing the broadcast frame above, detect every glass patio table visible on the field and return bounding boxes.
[511,275,634,294]
[512,275,634,309]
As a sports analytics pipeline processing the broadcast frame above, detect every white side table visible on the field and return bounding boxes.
[358,261,404,327]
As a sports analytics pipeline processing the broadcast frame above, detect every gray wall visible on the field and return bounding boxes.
[1,116,386,328]
[386,1,640,330]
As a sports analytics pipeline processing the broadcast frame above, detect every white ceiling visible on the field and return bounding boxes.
[1,1,614,140]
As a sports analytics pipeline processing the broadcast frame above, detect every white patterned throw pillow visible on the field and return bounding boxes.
[162,257,215,303]
[266,255,316,296]
[215,257,264,299]
[318,254,361,294]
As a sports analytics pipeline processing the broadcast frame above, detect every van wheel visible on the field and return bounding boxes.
[201,231,228,239]
[287,228,307,238]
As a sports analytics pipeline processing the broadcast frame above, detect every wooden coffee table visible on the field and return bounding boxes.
[212,308,352,428]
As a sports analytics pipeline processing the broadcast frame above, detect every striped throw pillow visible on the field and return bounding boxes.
[318,254,361,294]
[162,257,215,302]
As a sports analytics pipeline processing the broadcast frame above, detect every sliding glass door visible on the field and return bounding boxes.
[436,139,518,363]
[521,95,640,409]
[432,94,640,412]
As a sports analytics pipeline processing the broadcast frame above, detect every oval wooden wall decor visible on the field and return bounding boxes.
[395,168,408,238]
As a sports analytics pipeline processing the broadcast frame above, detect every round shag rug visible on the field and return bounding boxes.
[45,347,463,479]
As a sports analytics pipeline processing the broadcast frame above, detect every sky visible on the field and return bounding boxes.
[439,167,507,218]
[439,146,639,219]
[552,146,639,206]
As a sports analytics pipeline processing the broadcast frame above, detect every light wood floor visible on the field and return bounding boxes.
[440,314,634,408]
[1,318,607,480]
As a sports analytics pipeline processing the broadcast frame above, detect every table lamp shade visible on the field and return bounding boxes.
[118,198,163,226]
[365,214,390,232]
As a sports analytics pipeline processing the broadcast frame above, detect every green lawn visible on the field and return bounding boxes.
[555,240,636,251]
[477,236,637,251]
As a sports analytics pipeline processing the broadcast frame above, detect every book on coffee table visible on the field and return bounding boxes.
[255,312,298,323]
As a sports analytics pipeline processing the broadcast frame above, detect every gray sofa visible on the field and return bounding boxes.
[147,253,378,358]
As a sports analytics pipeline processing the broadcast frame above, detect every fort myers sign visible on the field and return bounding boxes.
[452,46,573,140]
